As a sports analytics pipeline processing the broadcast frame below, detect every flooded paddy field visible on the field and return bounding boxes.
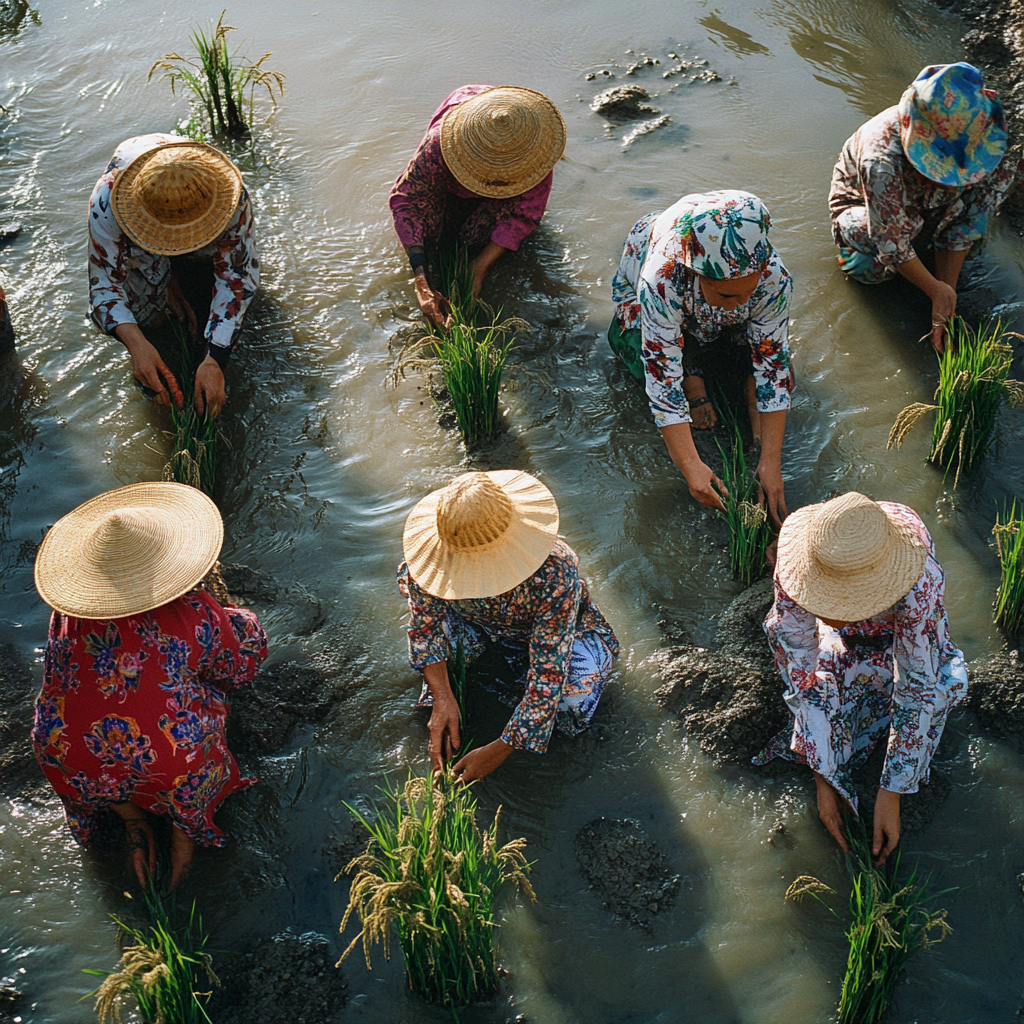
[2,0,1024,1020]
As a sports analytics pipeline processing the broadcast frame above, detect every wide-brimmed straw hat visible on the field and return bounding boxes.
[440,87,566,199]
[403,470,559,600]
[775,492,926,622]
[34,482,223,619]
[898,62,1007,187]
[111,140,243,256]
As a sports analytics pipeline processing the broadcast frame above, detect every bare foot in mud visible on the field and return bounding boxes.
[683,375,717,429]
[112,803,157,887]
[169,826,196,890]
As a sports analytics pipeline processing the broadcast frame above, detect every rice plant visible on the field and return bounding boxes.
[337,772,535,1008]
[84,888,217,1024]
[149,10,284,139]
[993,500,1024,638]
[785,815,952,1023]
[449,635,470,735]
[162,318,219,496]
[715,412,770,585]
[389,249,525,446]
[888,317,1024,486]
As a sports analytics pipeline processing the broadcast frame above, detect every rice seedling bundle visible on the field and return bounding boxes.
[149,9,284,139]
[85,889,217,1024]
[785,816,951,1023]
[715,418,770,586]
[337,772,535,1008]
[888,317,1024,486]
[993,500,1024,638]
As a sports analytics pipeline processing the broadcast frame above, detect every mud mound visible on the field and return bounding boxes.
[590,85,659,119]
[715,577,775,673]
[965,648,1024,747]
[575,817,680,930]
[214,930,347,1024]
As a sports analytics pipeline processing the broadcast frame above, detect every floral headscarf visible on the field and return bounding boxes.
[899,62,1006,187]
[670,190,773,279]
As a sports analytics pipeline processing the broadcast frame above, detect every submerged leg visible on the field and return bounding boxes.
[169,825,197,890]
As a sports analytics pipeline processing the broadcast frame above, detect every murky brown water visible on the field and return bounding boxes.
[2,0,1024,1020]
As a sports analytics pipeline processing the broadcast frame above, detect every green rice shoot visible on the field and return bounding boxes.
[785,814,952,1024]
[83,886,217,1024]
[149,9,284,139]
[449,635,470,736]
[888,317,1024,486]
[993,499,1024,638]
[337,772,535,1008]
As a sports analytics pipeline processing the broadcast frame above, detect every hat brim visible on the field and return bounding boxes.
[776,501,926,622]
[403,470,559,599]
[34,482,223,618]
[111,141,243,256]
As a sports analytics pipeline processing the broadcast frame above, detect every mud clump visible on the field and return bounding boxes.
[575,817,680,930]
[715,577,776,672]
[212,930,347,1024]
[965,648,1024,747]
[590,85,659,120]
[622,115,672,148]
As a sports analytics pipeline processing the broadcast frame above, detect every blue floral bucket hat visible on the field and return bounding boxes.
[898,62,1006,186]
[673,190,773,279]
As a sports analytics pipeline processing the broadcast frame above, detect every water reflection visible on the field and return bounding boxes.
[699,11,771,58]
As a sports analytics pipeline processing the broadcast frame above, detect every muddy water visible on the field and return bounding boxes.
[2,0,1024,1020]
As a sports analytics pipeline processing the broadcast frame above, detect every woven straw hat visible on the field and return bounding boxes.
[34,482,223,619]
[111,141,243,256]
[403,470,559,600]
[775,492,927,622]
[440,87,566,199]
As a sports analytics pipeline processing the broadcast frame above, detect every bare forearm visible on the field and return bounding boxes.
[659,421,701,476]
[422,660,455,703]
[114,322,147,352]
[934,247,969,290]
[757,410,786,473]
[896,256,941,298]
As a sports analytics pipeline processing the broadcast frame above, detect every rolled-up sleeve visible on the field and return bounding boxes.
[639,265,690,427]
[206,191,259,350]
[398,563,451,670]
[862,156,920,266]
[88,179,138,335]
[488,173,552,251]
[747,262,794,414]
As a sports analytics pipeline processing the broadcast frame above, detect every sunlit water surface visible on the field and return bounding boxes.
[2,0,1023,1020]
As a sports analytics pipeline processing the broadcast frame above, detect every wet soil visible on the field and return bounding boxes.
[965,647,1024,747]
[589,85,660,120]
[212,930,348,1024]
[574,817,681,931]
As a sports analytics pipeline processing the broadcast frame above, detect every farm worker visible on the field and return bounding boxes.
[753,493,967,866]
[609,189,794,526]
[398,471,618,781]
[830,62,1014,354]
[32,482,268,888]
[88,134,259,417]
[390,85,566,325]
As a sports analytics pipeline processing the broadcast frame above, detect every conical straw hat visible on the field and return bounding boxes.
[440,87,566,199]
[403,470,559,600]
[111,141,243,256]
[34,482,223,619]
[775,492,926,623]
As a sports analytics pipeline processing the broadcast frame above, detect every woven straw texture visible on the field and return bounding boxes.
[111,141,243,256]
[776,492,926,622]
[440,86,565,199]
[34,482,223,618]
[404,470,559,599]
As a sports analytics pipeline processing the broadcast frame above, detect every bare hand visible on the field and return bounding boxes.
[194,355,226,417]
[689,460,728,512]
[124,333,183,408]
[814,771,850,854]
[872,788,901,867]
[428,696,461,775]
[414,273,450,328]
[754,461,788,528]
[452,738,512,783]
[766,537,778,568]
[927,281,957,355]
[167,274,199,342]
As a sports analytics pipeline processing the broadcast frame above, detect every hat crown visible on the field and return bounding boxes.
[84,508,166,569]
[809,494,890,575]
[135,157,216,226]
[435,473,514,551]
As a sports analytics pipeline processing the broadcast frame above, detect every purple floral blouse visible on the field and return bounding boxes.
[760,502,968,799]
[389,85,554,253]
[397,539,618,753]
[611,204,793,428]
[829,107,1017,267]
[88,134,259,353]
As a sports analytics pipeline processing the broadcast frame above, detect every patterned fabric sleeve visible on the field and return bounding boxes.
[205,191,259,350]
[487,174,553,251]
[88,180,141,334]
[746,258,794,414]
[193,592,268,691]
[389,132,447,249]
[638,261,691,427]
[500,561,581,753]
[861,156,921,266]
[933,155,1018,251]
[398,563,453,670]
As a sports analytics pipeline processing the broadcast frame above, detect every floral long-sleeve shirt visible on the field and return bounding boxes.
[88,133,259,353]
[829,107,1017,266]
[398,539,618,753]
[762,503,967,799]
[389,85,553,253]
[611,205,793,428]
